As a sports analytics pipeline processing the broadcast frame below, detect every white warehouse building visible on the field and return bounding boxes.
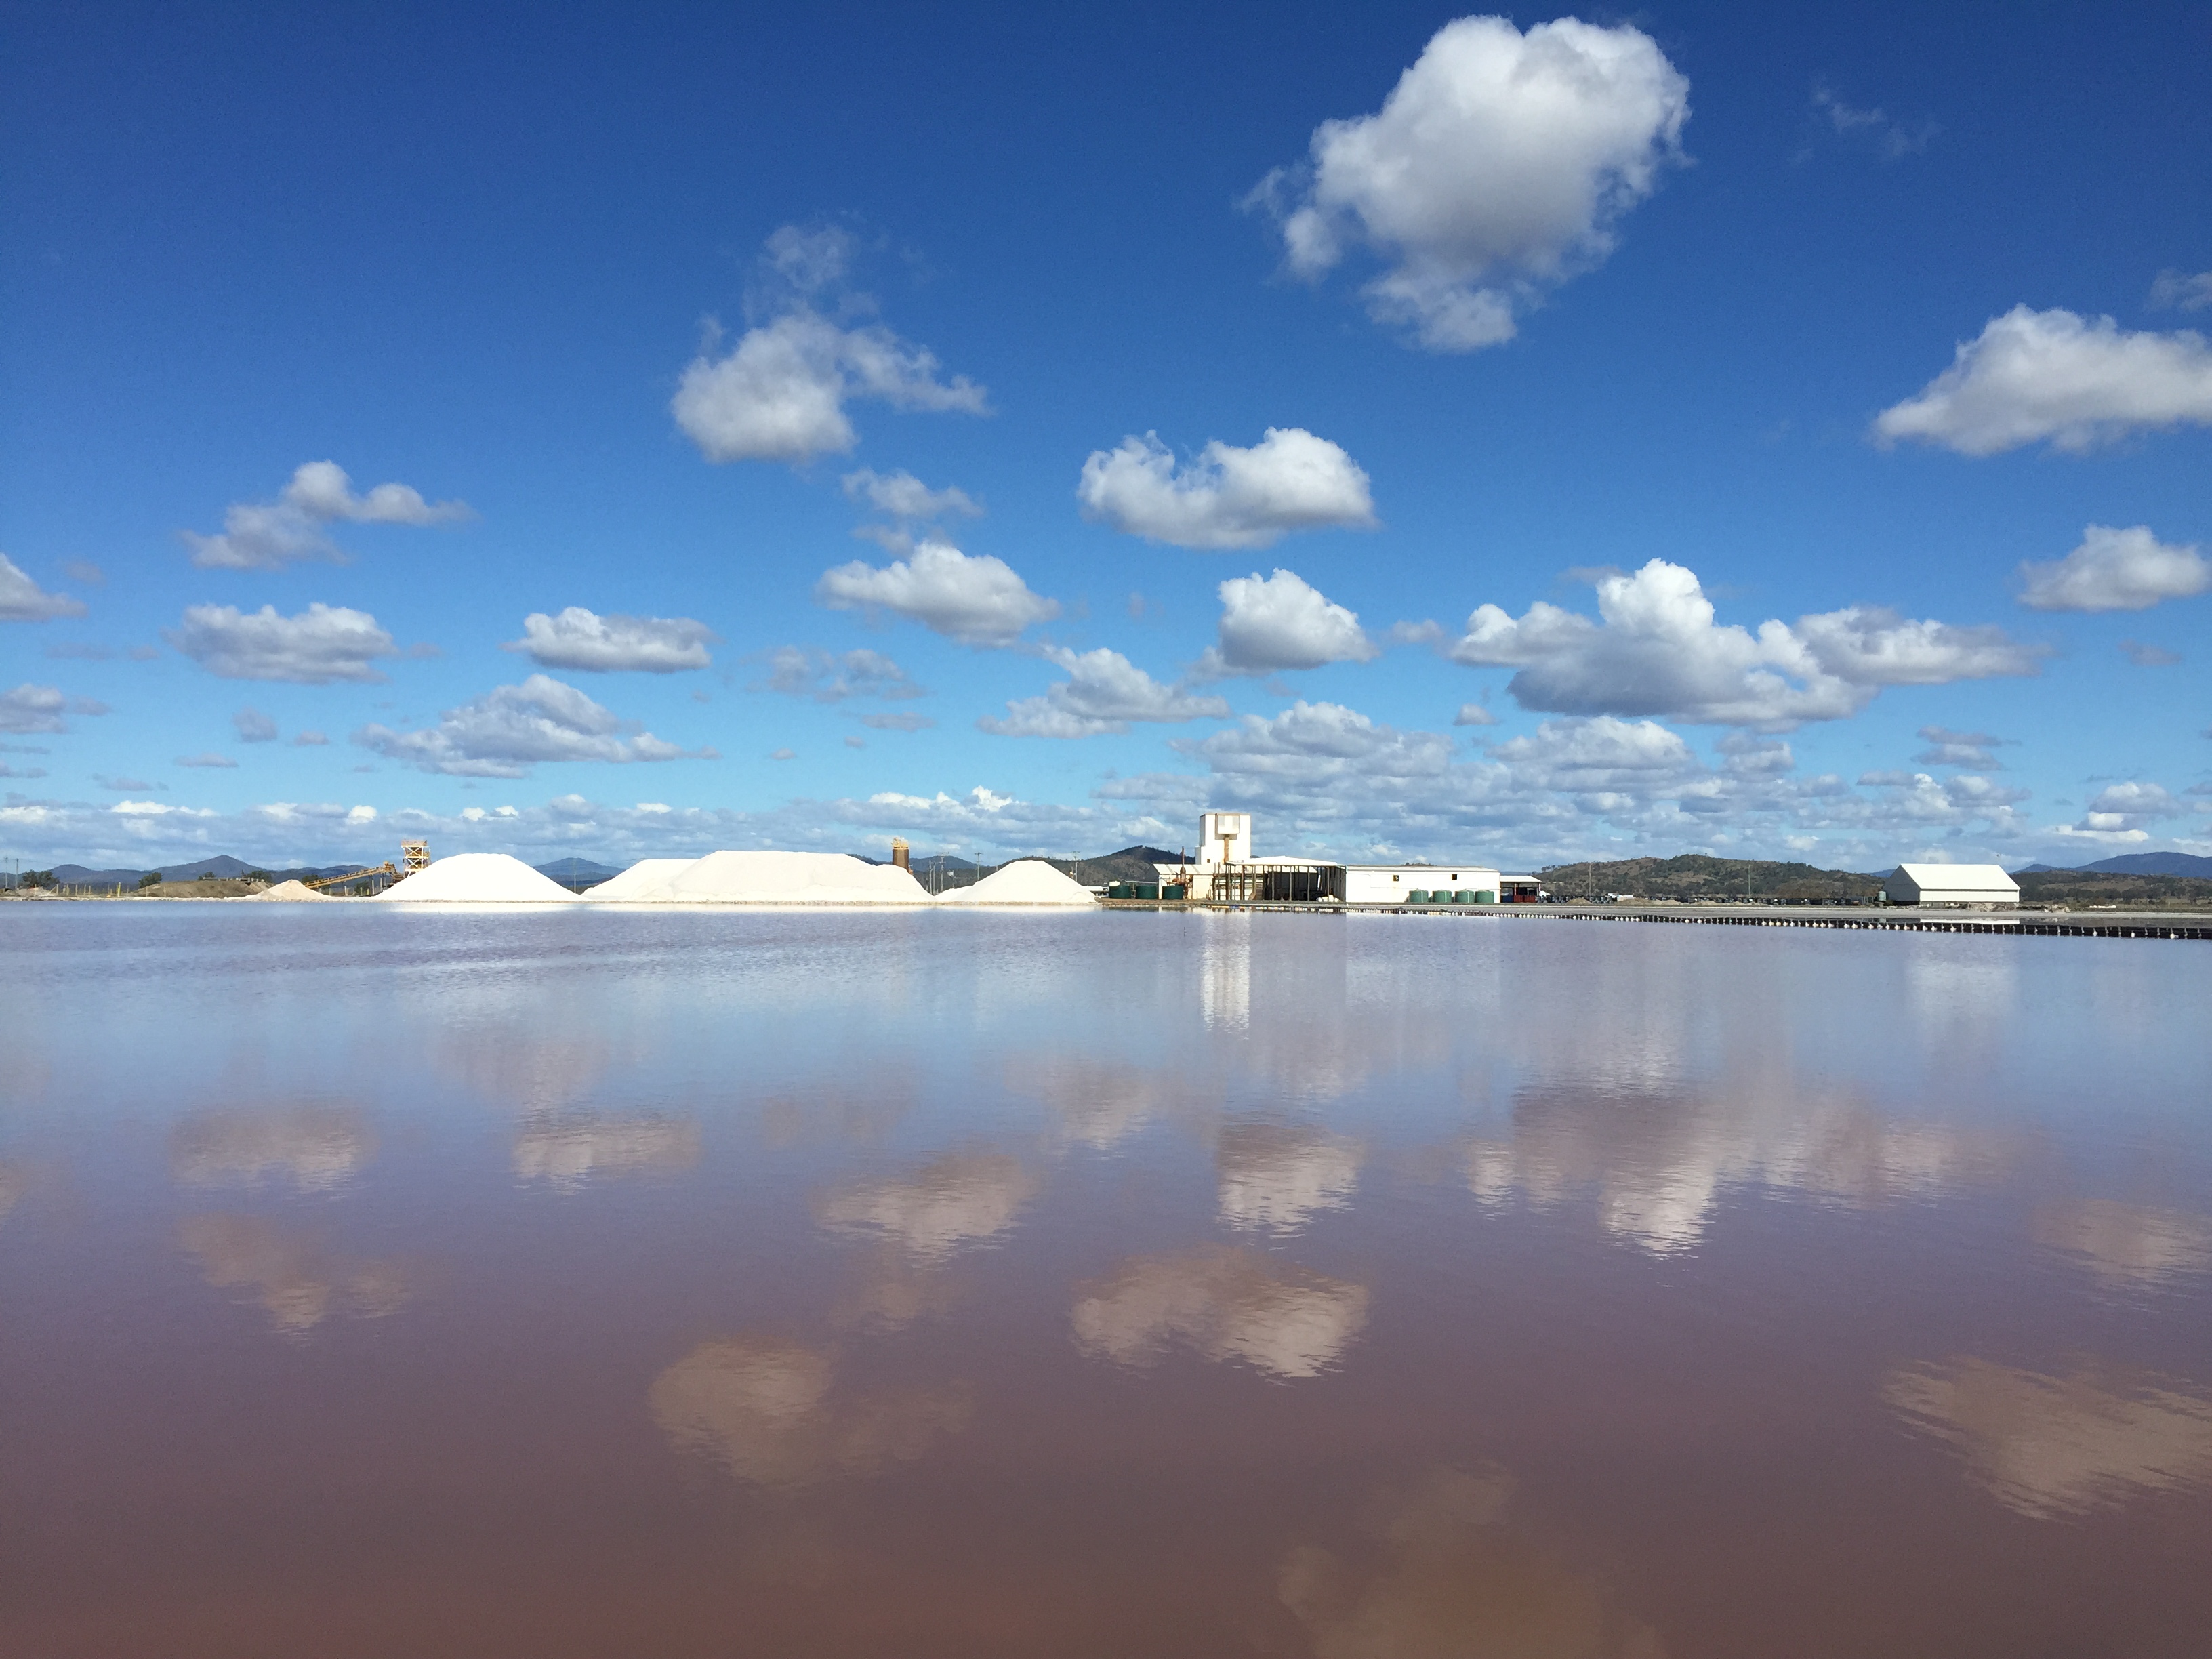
[1158,812,1528,905]
[1886,863,2020,907]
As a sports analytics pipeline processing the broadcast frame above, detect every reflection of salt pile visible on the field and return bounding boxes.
[607,850,930,905]
[241,879,333,901]
[579,858,696,901]
[937,859,1096,906]
[377,853,577,903]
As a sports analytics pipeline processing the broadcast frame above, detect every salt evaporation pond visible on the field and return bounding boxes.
[4,904,2210,1656]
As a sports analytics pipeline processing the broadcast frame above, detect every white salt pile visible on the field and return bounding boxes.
[579,858,697,901]
[241,879,333,901]
[616,849,930,905]
[376,853,577,903]
[937,859,1097,906]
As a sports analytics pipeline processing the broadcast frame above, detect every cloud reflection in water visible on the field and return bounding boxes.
[1216,1122,1364,1235]
[2031,1198,2212,1289]
[1072,1244,1369,1379]
[816,1151,1038,1264]
[512,1112,701,1190]
[1464,1078,2004,1254]
[170,1105,376,1192]
[1279,1465,1668,1659]
[1886,1357,2212,1518]
[176,1214,409,1335]
[649,1336,971,1487]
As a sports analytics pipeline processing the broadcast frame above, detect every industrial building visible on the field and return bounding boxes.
[1146,813,1534,905]
[1885,863,2020,907]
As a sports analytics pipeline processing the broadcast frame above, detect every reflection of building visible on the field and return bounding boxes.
[1155,812,1528,905]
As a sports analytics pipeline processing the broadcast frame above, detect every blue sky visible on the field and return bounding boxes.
[4,1,2208,872]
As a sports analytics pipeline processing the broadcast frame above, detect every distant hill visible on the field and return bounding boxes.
[2022,852,2212,879]
[533,857,622,890]
[1535,854,1879,901]
[2014,869,2212,908]
[37,855,369,890]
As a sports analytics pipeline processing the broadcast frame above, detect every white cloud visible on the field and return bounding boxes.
[670,230,988,467]
[815,539,1057,647]
[1250,16,1689,350]
[0,554,87,621]
[182,461,472,570]
[842,467,981,525]
[1452,703,1498,726]
[504,607,718,672]
[293,729,329,746]
[2018,524,2209,613]
[233,708,279,743]
[166,602,398,684]
[2,683,106,735]
[2077,781,2184,833]
[176,752,239,769]
[857,710,936,732]
[1179,700,1457,796]
[2120,639,2181,668]
[1194,569,1378,678]
[1077,429,1377,550]
[1442,559,2043,730]
[752,646,925,703]
[1873,307,2212,455]
[981,647,1230,738]
[352,674,706,778]
[1911,724,2007,769]
[1808,85,1938,160]
[2149,269,2212,313]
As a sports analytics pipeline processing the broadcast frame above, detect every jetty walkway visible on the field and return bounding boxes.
[1098,898,2211,940]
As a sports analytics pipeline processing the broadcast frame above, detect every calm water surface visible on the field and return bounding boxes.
[4,905,2210,1656]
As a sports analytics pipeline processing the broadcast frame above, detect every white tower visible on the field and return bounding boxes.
[1197,811,1251,868]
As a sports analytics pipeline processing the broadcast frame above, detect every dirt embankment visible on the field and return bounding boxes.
[133,878,269,899]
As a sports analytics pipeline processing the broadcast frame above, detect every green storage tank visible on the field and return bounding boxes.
[1406,890,1430,904]
[1453,889,1476,904]
[1475,890,1496,904]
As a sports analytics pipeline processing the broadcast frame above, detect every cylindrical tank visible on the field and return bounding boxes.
[1406,890,1430,904]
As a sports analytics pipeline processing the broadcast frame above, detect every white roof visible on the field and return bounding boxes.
[1893,863,2019,893]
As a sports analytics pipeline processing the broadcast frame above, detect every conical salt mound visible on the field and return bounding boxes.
[937,859,1097,906]
[376,853,577,903]
[242,879,333,901]
[628,850,930,905]
[581,858,698,901]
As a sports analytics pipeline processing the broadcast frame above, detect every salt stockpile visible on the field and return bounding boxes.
[634,850,931,905]
[242,879,333,901]
[579,858,697,901]
[377,853,578,903]
[937,859,1097,907]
